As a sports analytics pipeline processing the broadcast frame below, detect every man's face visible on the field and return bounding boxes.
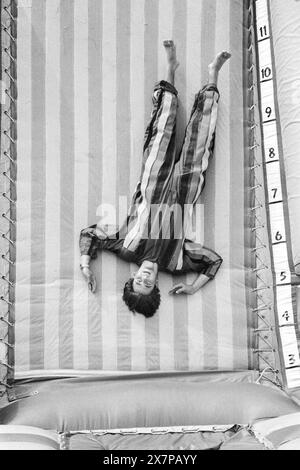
[132,261,158,295]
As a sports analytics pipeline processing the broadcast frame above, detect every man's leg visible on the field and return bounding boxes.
[124,41,179,250]
[164,40,180,86]
[175,51,231,209]
[208,51,231,87]
[142,41,179,179]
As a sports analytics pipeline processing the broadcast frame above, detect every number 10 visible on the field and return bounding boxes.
[261,66,272,80]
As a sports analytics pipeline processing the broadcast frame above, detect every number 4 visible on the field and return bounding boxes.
[282,311,290,322]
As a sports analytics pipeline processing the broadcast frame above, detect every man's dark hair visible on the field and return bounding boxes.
[123,278,161,318]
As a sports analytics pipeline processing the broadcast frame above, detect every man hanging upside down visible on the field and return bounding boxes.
[80,41,231,318]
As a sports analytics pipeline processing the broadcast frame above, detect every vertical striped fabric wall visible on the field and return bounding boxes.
[14,0,251,377]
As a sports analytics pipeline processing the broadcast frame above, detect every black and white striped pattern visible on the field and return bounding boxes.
[14,0,250,376]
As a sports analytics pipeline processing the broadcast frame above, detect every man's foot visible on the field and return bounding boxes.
[163,40,180,72]
[209,51,231,73]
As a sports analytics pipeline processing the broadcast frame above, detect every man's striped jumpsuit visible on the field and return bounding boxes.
[80,80,223,279]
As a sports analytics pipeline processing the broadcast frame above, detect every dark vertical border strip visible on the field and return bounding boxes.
[201,0,218,370]
[232,0,255,370]
[6,0,17,385]
[172,0,189,371]
[0,0,18,389]
[144,0,160,371]
[243,0,258,372]
[252,0,286,385]
[116,0,132,371]
[7,0,16,385]
[29,0,46,370]
[59,0,74,370]
[0,0,1,118]
[87,0,103,370]
[267,0,300,378]
[0,0,4,391]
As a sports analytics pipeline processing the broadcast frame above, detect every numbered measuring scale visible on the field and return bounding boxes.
[255,0,300,387]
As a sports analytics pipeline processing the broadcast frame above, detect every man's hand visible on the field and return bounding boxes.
[81,266,97,293]
[169,283,196,295]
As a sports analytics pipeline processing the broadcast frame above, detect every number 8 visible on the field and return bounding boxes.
[269,148,275,159]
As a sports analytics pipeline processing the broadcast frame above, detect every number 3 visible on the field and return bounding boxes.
[288,354,296,366]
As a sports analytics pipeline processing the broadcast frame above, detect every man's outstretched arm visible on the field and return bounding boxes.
[80,224,122,293]
[80,254,97,294]
[79,226,100,293]
[169,273,211,295]
[169,243,223,296]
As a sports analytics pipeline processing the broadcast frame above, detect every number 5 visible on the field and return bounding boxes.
[280,271,287,282]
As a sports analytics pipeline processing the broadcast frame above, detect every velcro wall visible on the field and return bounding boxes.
[14,0,252,377]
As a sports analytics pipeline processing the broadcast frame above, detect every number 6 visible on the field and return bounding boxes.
[275,231,282,241]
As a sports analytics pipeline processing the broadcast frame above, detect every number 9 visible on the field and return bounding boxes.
[265,107,272,118]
